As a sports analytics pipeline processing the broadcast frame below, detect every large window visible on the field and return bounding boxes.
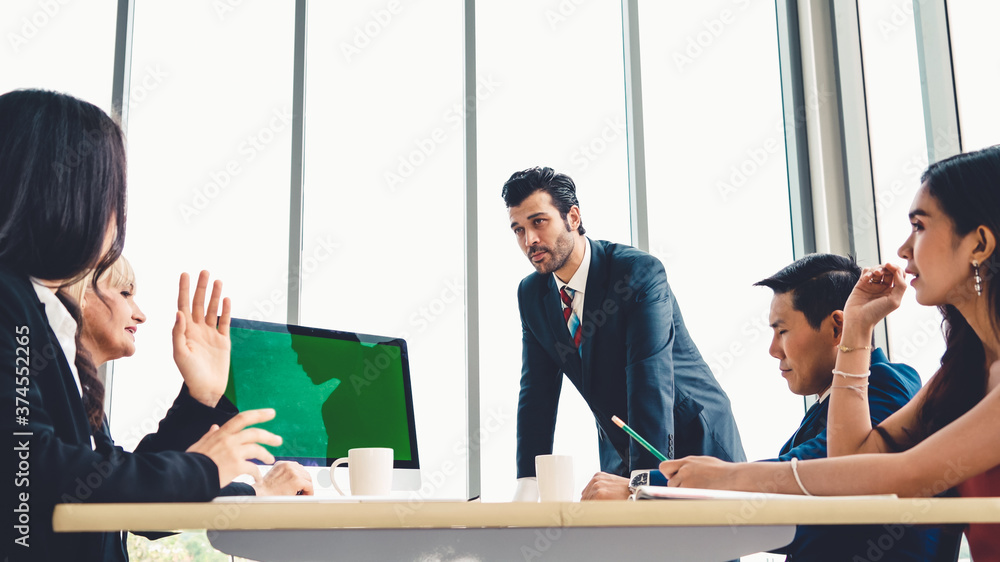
[13,2,1000,559]
[14,0,988,515]
[300,0,468,500]
[857,1,945,382]
[639,0,798,462]
[948,0,1000,150]
[110,1,295,448]
[476,0,632,501]
[0,0,117,112]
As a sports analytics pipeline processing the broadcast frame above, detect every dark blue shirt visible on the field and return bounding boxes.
[766,349,959,561]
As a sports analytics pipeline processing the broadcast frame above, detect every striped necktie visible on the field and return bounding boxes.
[559,286,582,349]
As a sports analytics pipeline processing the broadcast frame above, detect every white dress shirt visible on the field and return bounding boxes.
[553,237,591,327]
[30,278,83,398]
[31,279,95,449]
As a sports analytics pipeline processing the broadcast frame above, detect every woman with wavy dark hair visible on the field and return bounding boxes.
[659,145,1000,559]
[0,90,281,561]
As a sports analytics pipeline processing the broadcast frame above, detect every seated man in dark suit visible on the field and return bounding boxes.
[584,254,956,560]
[756,254,957,561]
[503,167,745,501]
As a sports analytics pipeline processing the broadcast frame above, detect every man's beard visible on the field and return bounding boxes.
[528,227,575,275]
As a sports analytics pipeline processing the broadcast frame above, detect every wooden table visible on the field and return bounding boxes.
[54,496,1000,561]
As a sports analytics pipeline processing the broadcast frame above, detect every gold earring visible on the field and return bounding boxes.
[973,260,983,297]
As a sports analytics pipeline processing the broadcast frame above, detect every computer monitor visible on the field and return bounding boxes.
[225,318,420,491]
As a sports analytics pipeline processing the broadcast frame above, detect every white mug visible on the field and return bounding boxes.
[330,447,394,496]
[535,454,575,502]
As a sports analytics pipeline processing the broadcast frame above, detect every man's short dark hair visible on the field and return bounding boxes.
[754,254,861,329]
[501,166,586,235]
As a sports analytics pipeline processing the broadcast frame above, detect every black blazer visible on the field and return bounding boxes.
[0,265,232,561]
[515,240,745,477]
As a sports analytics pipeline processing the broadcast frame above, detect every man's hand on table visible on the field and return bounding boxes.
[581,472,631,500]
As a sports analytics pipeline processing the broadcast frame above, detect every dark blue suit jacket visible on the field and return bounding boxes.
[0,265,243,561]
[515,239,744,477]
[767,349,960,561]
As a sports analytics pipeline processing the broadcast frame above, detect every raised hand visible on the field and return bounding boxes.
[842,263,907,331]
[172,271,232,407]
[252,461,314,496]
[187,409,282,488]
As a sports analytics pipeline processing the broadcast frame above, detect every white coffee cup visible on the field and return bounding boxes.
[330,447,394,496]
[535,454,575,502]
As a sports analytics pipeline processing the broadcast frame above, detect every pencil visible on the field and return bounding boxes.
[612,415,668,462]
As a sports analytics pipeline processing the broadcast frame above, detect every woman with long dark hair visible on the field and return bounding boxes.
[0,89,281,561]
[659,145,1000,558]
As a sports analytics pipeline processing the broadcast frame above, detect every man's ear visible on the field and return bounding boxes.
[566,205,582,231]
[830,310,845,343]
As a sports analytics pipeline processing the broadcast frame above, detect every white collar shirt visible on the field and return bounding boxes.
[818,387,832,404]
[553,237,591,325]
[31,279,95,448]
[30,279,83,398]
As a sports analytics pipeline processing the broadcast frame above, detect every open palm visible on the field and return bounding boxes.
[172,271,232,407]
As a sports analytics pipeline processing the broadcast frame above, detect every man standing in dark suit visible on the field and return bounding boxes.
[503,167,744,500]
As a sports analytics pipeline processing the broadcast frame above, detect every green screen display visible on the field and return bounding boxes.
[225,320,417,466]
